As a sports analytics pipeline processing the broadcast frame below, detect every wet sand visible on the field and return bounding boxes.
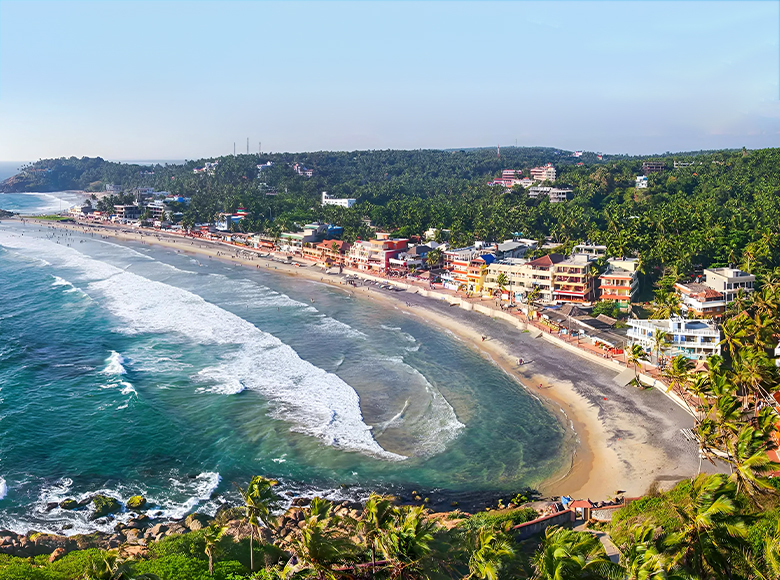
[24,219,713,500]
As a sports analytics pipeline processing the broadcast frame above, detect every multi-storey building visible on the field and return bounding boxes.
[530,163,557,182]
[703,267,755,303]
[321,191,356,208]
[674,283,726,318]
[552,253,595,303]
[642,161,665,175]
[483,258,529,300]
[346,236,408,273]
[522,253,565,303]
[573,244,607,259]
[627,317,721,361]
[598,258,639,311]
[635,176,648,189]
[527,187,571,203]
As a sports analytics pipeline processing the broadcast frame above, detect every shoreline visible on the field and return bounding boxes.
[10,217,707,503]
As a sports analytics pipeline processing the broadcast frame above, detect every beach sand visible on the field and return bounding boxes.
[22,219,712,500]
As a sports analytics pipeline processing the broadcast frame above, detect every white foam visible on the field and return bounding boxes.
[51,275,73,288]
[0,478,7,500]
[0,233,404,461]
[101,351,127,376]
[119,382,137,396]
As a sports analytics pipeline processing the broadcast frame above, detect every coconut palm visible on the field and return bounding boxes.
[203,525,227,576]
[532,527,622,580]
[650,330,670,366]
[379,505,439,580]
[357,494,398,578]
[235,476,282,571]
[464,527,515,580]
[663,474,748,579]
[626,344,649,385]
[726,424,780,503]
[495,272,509,299]
[649,289,682,319]
[719,312,752,361]
[663,356,695,405]
[289,497,358,580]
[620,525,685,580]
[426,248,443,270]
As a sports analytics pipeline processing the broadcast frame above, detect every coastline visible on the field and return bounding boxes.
[12,218,708,502]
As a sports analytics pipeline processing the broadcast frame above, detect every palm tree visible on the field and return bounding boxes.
[379,505,439,580]
[357,494,397,578]
[620,525,684,580]
[532,527,621,580]
[626,344,649,385]
[426,248,443,270]
[289,497,358,580]
[203,525,227,576]
[663,474,748,579]
[495,272,509,298]
[663,356,695,406]
[464,527,515,580]
[649,289,682,319]
[719,312,752,362]
[235,476,282,571]
[726,424,780,503]
[650,329,670,366]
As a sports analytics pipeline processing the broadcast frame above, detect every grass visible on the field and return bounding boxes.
[459,507,538,531]
[26,215,72,221]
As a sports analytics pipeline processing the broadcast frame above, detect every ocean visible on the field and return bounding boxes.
[0,191,88,215]
[0,220,569,536]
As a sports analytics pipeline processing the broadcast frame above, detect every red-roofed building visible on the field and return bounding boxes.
[675,282,726,318]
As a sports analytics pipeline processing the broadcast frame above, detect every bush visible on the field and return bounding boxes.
[459,507,538,531]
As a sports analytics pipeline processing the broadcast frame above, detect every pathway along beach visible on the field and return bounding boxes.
[20,218,715,500]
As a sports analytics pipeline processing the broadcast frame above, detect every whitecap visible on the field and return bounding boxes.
[100,351,126,376]
[0,478,7,500]
[119,382,137,396]
[0,233,404,461]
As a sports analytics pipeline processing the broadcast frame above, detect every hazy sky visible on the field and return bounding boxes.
[0,1,778,160]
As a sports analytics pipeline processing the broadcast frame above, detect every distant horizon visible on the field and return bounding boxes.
[0,143,753,166]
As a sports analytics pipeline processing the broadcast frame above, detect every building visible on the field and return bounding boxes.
[552,253,595,303]
[495,240,531,260]
[483,258,529,300]
[642,161,665,175]
[388,244,431,271]
[573,244,607,259]
[146,200,170,221]
[293,163,314,178]
[674,283,726,318]
[194,161,219,175]
[321,191,357,209]
[627,317,721,361]
[302,239,352,266]
[346,236,409,273]
[105,184,122,193]
[598,258,639,311]
[702,267,755,303]
[527,187,571,203]
[530,163,556,182]
[635,176,648,189]
[113,205,141,221]
[523,253,565,303]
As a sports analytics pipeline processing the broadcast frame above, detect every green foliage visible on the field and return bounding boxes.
[591,300,621,319]
[459,507,538,531]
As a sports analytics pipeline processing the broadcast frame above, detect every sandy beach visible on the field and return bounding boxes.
[20,218,712,501]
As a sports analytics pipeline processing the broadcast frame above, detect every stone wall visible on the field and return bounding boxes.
[512,509,575,540]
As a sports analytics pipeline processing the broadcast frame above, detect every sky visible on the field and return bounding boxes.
[0,0,778,160]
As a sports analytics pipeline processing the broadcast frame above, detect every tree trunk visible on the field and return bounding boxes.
[208,552,214,576]
[250,526,254,571]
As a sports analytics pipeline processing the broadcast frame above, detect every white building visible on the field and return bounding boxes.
[105,184,122,193]
[635,176,648,189]
[530,163,556,182]
[703,267,755,303]
[627,317,721,361]
[321,191,356,208]
[528,187,571,203]
[573,243,608,258]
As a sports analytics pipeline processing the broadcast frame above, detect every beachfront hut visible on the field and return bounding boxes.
[568,499,594,520]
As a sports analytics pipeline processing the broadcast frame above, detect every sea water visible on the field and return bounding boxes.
[0,191,88,215]
[0,220,569,535]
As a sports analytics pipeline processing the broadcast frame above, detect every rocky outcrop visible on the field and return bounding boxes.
[184,512,210,531]
[58,499,79,510]
[91,495,121,519]
[126,496,147,510]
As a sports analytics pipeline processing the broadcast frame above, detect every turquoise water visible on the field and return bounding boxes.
[0,191,87,214]
[0,221,569,535]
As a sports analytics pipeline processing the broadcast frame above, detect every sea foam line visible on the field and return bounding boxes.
[0,232,404,461]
